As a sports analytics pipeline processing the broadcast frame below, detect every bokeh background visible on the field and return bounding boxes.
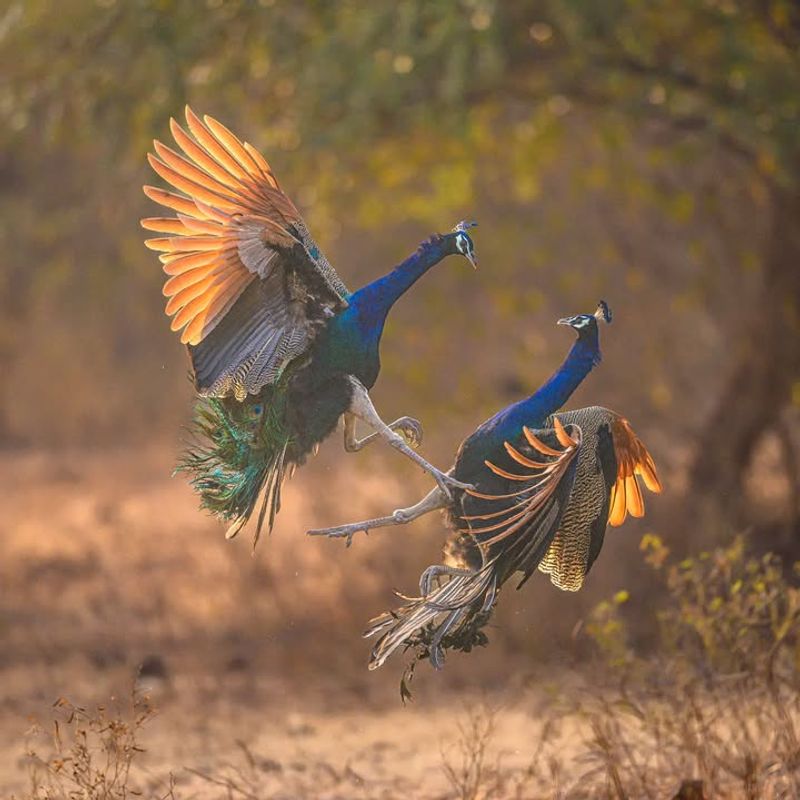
[1,1,799,795]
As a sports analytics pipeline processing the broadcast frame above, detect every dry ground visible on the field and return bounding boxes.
[3,441,796,798]
[0,444,595,798]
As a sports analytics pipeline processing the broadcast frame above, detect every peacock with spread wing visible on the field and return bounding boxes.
[142,107,477,545]
[309,302,661,680]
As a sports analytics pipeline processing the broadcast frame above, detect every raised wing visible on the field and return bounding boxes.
[142,106,349,399]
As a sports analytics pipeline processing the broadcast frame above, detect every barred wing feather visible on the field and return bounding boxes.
[142,106,349,399]
[538,407,663,591]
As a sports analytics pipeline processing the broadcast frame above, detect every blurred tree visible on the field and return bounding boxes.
[1,1,798,526]
[541,0,800,528]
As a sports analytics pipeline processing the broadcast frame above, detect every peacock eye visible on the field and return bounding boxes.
[251,403,264,418]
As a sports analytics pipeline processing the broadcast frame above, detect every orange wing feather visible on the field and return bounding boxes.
[607,415,662,527]
[463,419,583,547]
[142,106,302,346]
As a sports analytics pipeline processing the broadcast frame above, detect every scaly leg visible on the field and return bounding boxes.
[307,486,447,546]
[343,412,422,452]
[346,377,473,498]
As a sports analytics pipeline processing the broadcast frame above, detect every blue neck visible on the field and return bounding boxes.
[314,234,459,388]
[454,325,601,478]
[348,235,455,333]
[490,333,600,437]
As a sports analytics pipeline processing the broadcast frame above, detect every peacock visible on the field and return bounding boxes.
[141,107,478,544]
[309,302,662,677]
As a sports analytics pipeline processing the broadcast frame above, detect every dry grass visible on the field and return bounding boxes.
[3,447,799,798]
[558,535,800,799]
[15,692,175,800]
[440,703,499,800]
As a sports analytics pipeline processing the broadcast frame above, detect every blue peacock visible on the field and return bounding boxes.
[310,302,662,679]
[141,107,477,544]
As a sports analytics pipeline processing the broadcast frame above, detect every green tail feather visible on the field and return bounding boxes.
[176,384,292,545]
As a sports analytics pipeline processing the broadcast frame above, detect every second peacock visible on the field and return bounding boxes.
[310,302,662,675]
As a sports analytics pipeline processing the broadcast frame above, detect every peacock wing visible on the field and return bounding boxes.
[458,417,583,587]
[142,106,349,399]
[537,406,663,591]
[364,418,583,671]
[606,411,663,526]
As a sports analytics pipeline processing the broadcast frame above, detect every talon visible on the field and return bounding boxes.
[433,470,473,496]
[419,566,438,597]
[396,416,423,449]
[434,475,454,502]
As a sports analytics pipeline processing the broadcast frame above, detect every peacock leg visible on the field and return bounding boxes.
[346,378,473,496]
[343,412,423,452]
[307,486,447,546]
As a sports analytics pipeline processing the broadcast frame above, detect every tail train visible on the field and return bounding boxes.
[365,560,499,671]
[176,387,291,547]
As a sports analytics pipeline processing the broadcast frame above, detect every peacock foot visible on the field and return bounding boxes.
[431,469,474,499]
[393,416,423,449]
[306,522,369,547]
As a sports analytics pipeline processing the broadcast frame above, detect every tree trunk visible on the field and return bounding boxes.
[690,178,800,530]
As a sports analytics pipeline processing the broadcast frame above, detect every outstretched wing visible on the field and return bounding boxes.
[142,106,349,399]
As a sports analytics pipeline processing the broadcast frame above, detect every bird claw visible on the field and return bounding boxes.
[419,563,457,596]
[419,563,476,597]
[432,470,474,500]
[395,416,423,449]
[307,524,367,547]
[419,565,441,597]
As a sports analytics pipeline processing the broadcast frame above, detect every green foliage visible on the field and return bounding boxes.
[588,533,800,682]
[2,0,796,442]
[583,588,631,668]
[659,538,800,677]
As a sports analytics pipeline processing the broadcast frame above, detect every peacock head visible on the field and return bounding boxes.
[452,220,478,268]
[557,300,613,340]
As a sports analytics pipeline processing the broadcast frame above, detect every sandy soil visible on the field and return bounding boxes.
[0,445,588,798]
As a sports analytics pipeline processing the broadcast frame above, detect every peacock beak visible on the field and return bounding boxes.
[466,251,478,269]
[557,317,572,326]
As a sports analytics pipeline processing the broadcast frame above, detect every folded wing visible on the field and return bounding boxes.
[538,407,662,591]
[458,417,583,584]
